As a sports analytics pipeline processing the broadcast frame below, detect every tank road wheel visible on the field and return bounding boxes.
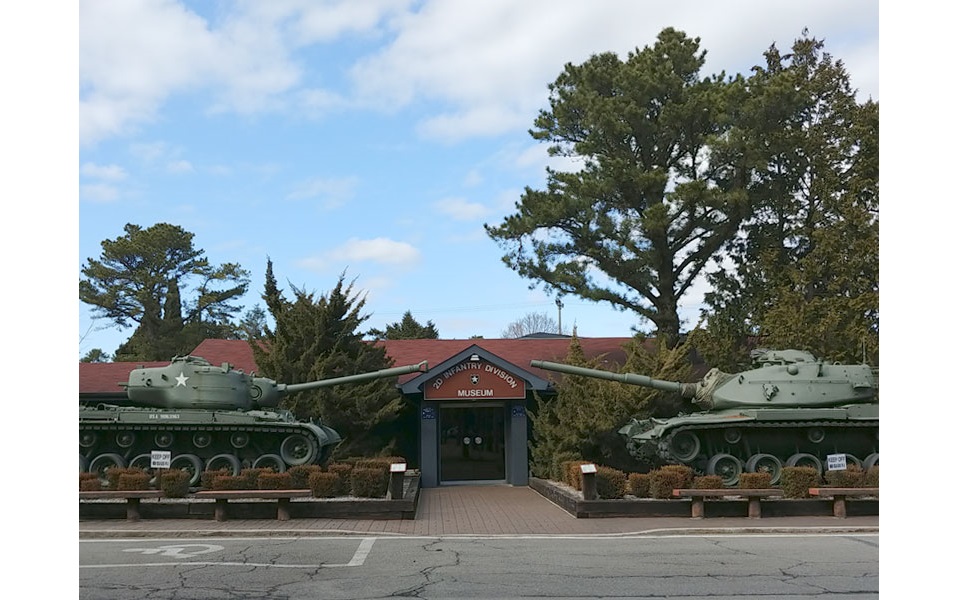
[806,427,826,444]
[205,454,242,476]
[80,431,97,449]
[192,432,213,449]
[745,453,783,485]
[115,431,136,449]
[253,454,287,472]
[786,453,823,477]
[89,453,126,480]
[863,453,879,470]
[280,433,318,466]
[841,454,862,469]
[723,428,742,445]
[230,432,250,449]
[668,431,701,463]
[706,453,743,487]
[128,453,153,472]
[170,454,204,486]
[154,432,174,448]
[80,454,88,472]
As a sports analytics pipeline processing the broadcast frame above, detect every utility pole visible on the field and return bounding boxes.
[555,298,563,335]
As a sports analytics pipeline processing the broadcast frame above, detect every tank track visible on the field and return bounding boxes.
[648,420,878,466]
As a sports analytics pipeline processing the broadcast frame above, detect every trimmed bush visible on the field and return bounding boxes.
[105,466,145,490]
[627,473,652,498]
[309,472,340,498]
[694,475,724,489]
[595,466,627,499]
[649,470,680,499]
[351,467,388,498]
[825,464,865,488]
[287,464,323,489]
[80,475,102,491]
[863,466,879,488]
[328,463,354,496]
[660,464,694,488]
[780,466,821,499]
[200,468,233,490]
[211,475,249,490]
[739,471,772,489]
[157,469,191,497]
[117,472,151,491]
[551,452,581,483]
[258,472,293,490]
[563,460,593,490]
[241,468,273,488]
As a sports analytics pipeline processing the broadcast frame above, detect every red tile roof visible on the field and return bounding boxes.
[79,337,637,394]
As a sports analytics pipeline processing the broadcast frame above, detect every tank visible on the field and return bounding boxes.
[530,349,878,485]
[80,356,428,484]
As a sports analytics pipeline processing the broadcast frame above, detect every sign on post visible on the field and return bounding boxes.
[826,453,847,471]
[151,450,172,469]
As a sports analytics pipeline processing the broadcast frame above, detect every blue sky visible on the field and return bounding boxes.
[76,0,880,359]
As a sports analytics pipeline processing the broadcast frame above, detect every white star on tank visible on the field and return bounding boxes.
[175,372,189,387]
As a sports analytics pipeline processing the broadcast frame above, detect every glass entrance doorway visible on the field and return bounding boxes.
[439,404,506,482]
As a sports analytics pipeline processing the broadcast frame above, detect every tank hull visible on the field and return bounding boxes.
[79,405,340,484]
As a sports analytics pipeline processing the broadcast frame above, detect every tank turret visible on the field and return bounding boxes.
[124,355,429,410]
[81,358,429,484]
[530,349,878,486]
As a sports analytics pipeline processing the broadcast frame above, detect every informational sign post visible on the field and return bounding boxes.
[826,453,847,471]
[151,450,172,469]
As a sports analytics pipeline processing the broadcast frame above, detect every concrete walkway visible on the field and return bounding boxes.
[79,484,878,539]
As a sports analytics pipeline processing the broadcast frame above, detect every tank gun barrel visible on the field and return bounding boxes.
[282,360,428,395]
[530,360,695,397]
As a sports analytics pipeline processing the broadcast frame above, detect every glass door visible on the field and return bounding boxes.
[439,404,506,482]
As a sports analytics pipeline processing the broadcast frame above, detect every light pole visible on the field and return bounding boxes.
[555,298,563,335]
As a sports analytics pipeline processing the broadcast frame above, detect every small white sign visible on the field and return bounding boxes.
[826,453,847,471]
[151,450,172,469]
[390,463,407,473]
[580,463,597,474]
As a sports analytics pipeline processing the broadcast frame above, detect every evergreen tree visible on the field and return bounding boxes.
[251,263,406,458]
[367,310,439,340]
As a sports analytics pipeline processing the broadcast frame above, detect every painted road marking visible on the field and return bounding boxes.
[123,544,223,558]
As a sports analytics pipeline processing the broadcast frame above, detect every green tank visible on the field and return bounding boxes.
[80,356,428,484]
[530,349,878,485]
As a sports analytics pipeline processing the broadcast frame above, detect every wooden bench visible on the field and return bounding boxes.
[808,487,879,518]
[193,490,313,521]
[673,488,784,519]
[79,490,165,521]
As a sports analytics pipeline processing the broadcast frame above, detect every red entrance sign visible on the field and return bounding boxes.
[424,359,526,400]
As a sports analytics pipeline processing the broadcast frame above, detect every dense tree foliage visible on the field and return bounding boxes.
[367,310,439,340]
[501,312,561,338]
[697,35,879,368]
[251,261,406,458]
[529,335,696,476]
[80,348,112,363]
[486,28,750,346]
[79,223,250,361]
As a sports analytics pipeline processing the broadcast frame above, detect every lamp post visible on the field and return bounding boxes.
[555,298,563,335]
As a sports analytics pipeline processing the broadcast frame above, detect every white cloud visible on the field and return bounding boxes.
[80,183,120,203]
[434,197,489,221]
[80,162,127,181]
[166,159,193,173]
[286,176,359,208]
[299,237,421,270]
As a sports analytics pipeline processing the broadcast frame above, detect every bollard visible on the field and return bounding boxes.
[389,463,407,499]
[580,463,598,501]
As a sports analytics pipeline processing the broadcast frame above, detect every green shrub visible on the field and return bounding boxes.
[211,475,248,490]
[157,469,191,497]
[863,466,879,488]
[825,464,865,488]
[551,452,581,483]
[287,464,323,489]
[309,472,340,498]
[649,470,680,499]
[694,475,724,489]
[780,466,820,499]
[562,460,593,490]
[627,473,651,498]
[660,464,694,488]
[739,471,772,489]
[351,467,388,498]
[117,472,151,491]
[200,468,233,490]
[257,472,293,490]
[595,466,627,499]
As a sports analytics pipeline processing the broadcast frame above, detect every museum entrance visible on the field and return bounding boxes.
[439,403,506,482]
